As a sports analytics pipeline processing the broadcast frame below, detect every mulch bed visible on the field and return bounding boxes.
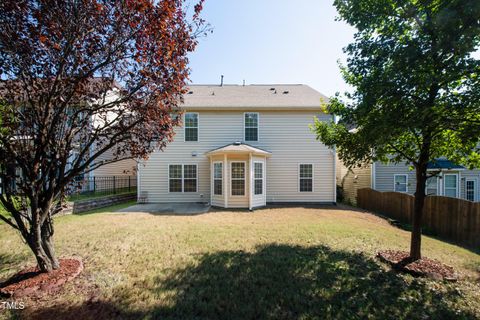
[377,250,458,281]
[0,258,83,298]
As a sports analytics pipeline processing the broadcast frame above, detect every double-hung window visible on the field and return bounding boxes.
[299,164,313,192]
[231,162,245,196]
[244,113,258,141]
[213,162,223,195]
[394,174,408,192]
[254,162,264,195]
[426,176,438,196]
[185,113,198,141]
[169,164,197,192]
[444,174,458,198]
[466,179,476,201]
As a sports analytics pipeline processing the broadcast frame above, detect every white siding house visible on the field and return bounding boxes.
[137,84,336,209]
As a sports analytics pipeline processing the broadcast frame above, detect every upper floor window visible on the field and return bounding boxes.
[244,113,258,141]
[394,174,408,192]
[185,113,198,141]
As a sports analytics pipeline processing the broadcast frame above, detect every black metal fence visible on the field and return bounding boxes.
[69,176,137,200]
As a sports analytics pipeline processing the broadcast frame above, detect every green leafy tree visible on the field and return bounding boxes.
[313,0,480,260]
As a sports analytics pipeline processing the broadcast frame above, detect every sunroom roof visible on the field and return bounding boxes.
[205,142,271,157]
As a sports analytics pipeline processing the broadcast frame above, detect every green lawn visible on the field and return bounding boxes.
[0,205,479,319]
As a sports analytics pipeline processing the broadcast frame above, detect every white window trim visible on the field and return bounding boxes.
[465,177,477,202]
[253,161,264,195]
[443,173,459,198]
[168,164,198,193]
[298,163,314,193]
[425,176,439,196]
[168,164,183,193]
[243,112,259,142]
[394,174,408,193]
[213,161,223,196]
[230,161,246,197]
[184,112,199,142]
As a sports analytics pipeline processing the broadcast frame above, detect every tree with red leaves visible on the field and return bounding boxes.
[0,0,206,272]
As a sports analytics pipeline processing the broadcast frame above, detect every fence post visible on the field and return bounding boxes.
[128,176,131,192]
[113,176,116,194]
[93,176,96,193]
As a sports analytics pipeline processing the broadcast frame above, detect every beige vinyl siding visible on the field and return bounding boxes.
[138,110,335,204]
[91,148,136,176]
[337,159,371,205]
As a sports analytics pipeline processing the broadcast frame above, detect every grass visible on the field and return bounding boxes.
[0,205,479,319]
[67,189,137,202]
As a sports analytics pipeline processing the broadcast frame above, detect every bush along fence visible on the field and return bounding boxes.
[357,188,480,248]
[68,176,137,201]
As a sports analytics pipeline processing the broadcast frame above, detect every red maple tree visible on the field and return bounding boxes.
[0,0,206,272]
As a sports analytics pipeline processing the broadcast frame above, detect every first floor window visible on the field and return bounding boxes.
[254,162,263,195]
[444,174,458,198]
[231,162,245,196]
[183,165,197,192]
[466,179,476,201]
[394,174,407,192]
[213,162,223,195]
[169,165,183,192]
[299,164,313,192]
[426,176,438,196]
[169,164,197,192]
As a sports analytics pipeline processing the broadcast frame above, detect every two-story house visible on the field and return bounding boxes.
[137,84,336,209]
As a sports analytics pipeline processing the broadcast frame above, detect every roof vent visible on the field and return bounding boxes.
[188,91,193,94]
[211,91,215,96]
[270,87,275,91]
[233,141,242,146]
[283,91,289,94]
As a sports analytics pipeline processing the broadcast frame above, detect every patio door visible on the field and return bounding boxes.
[252,160,266,207]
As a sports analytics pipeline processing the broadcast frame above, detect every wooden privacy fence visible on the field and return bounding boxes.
[357,188,480,248]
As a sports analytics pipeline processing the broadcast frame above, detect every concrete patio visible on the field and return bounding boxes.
[116,202,211,215]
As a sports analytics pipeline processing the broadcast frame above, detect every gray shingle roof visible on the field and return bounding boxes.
[181,84,328,109]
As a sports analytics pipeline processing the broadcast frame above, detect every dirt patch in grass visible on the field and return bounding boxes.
[378,250,458,281]
[0,258,83,298]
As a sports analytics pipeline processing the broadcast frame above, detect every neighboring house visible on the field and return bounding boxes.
[137,84,335,209]
[338,158,480,203]
[336,158,371,204]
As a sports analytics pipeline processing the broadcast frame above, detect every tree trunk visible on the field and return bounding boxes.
[41,217,60,270]
[27,212,60,272]
[410,163,428,261]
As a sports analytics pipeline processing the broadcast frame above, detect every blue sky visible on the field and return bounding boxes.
[188,0,356,97]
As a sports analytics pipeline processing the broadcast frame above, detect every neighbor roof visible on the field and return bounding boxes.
[205,142,272,157]
[181,84,328,110]
[427,159,465,170]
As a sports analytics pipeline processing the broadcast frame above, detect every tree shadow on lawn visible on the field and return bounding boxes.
[27,244,476,320]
